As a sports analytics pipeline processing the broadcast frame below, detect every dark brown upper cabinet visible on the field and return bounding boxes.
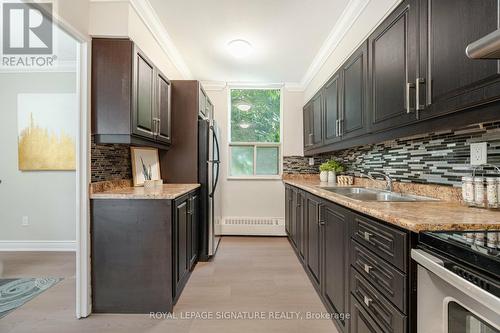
[92,38,171,150]
[303,91,323,150]
[156,72,172,144]
[341,41,369,139]
[323,72,342,145]
[303,102,313,149]
[302,0,500,155]
[368,0,418,133]
[417,0,500,119]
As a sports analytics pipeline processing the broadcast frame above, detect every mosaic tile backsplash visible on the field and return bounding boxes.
[91,137,132,183]
[283,122,500,187]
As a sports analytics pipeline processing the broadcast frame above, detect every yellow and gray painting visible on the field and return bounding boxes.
[17,94,76,171]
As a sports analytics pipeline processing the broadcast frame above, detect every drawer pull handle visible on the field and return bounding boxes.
[363,231,373,241]
[364,264,373,274]
[364,296,373,307]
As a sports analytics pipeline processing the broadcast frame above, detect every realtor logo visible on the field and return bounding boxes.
[2,2,53,54]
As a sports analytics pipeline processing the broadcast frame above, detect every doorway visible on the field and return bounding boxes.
[0,2,90,321]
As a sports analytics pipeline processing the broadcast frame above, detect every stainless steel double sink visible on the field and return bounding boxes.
[319,186,438,202]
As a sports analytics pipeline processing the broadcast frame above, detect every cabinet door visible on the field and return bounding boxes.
[418,0,500,119]
[306,195,322,289]
[342,41,368,140]
[285,187,293,236]
[369,0,418,133]
[322,202,349,329]
[174,196,189,297]
[350,295,384,333]
[133,50,155,139]
[188,193,199,270]
[206,99,214,119]
[199,88,207,117]
[311,92,323,147]
[323,72,342,145]
[156,71,171,144]
[303,103,314,150]
[296,191,305,260]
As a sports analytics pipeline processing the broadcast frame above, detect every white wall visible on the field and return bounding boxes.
[55,0,90,37]
[304,0,401,101]
[0,72,77,242]
[89,1,185,79]
[206,87,304,220]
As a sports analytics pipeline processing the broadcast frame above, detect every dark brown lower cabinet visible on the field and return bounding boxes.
[91,189,199,314]
[292,191,303,257]
[322,202,350,331]
[284,184,414,333]
[306,194,322,290]
[173,191,199,302]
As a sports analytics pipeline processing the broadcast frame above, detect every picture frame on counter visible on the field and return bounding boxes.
[130,147,162,187]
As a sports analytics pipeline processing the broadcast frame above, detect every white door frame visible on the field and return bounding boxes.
[49,12,92,319]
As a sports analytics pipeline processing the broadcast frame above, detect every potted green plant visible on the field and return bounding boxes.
[319,162,332,182]
[326,160,345,184]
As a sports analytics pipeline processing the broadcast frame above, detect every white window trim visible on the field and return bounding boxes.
[227,86,283,180]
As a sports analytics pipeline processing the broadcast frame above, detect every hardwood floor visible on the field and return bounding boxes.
[0,237,338,333]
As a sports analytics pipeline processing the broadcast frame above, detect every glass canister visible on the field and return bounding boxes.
[486,177,499,208]
[462,176,475,205]
[474,177,486,207]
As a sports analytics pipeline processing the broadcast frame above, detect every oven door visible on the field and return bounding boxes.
[412,249,500,333]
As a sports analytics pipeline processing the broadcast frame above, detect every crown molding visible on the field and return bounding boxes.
[300,0,370,90]
[105,0,191,79]
[284,82,305,92]
[201,81,228,91]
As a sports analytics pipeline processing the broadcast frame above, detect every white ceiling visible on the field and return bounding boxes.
[148,0,351,84]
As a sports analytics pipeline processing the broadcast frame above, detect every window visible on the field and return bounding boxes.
[229,88,281,178]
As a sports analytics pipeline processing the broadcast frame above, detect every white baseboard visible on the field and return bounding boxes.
[0,240,76,252]
[220,217,286,236]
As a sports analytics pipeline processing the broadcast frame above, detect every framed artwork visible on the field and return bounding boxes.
[17,93,77,171]
[130,147,161,187]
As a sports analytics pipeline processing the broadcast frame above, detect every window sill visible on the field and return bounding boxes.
[227,176,283,181]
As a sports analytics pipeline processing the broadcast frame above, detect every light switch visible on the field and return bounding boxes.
[470,142,487,166]
[308,158,314,166]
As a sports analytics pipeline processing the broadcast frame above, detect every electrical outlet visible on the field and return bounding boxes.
[22,216,29,226]
[308,158,315,166]
[470,142,487,166]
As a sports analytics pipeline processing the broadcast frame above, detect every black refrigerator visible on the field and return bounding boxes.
[198,116,221,260]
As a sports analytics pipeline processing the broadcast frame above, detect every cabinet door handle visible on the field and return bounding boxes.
[363,231,373,242]
[363,295,373,307]
[319,220,325,226]
[416,77,425,111]
[406,82,415,114]
[363,264,373,274]
[335,119,339,137]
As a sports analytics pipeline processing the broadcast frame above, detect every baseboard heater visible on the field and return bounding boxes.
[220,217,286,236]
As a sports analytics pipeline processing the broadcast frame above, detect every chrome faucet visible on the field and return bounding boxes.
[360,172,394,192]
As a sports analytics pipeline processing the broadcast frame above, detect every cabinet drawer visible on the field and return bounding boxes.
[351,269,407,333]
[350,295,384,333]
[351,239,407,313]
[351,214,408,272]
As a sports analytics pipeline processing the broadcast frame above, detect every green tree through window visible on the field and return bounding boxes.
[231,89,281,142]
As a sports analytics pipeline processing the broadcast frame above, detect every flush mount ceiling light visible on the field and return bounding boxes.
[239,123,250,129]
[236,101,252,112]
[227,39,253,58]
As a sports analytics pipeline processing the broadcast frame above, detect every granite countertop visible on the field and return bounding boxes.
[90,183,200,200]
[283,179,500,232]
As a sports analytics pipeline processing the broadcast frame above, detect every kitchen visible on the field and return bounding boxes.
[0,0,499,333]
